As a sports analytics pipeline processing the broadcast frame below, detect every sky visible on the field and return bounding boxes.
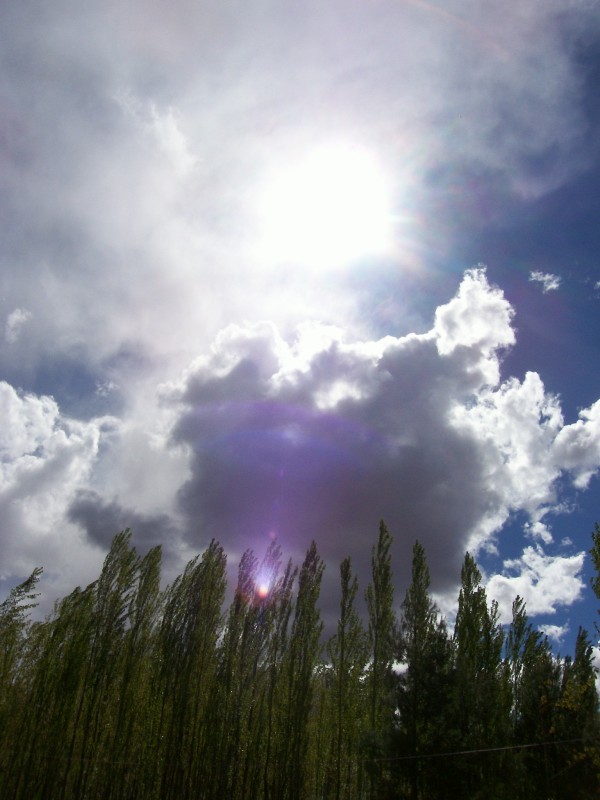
[1,0,600,652]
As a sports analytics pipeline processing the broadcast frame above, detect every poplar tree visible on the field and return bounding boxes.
[5,525,600,799]
[518,629,561,799]
[327,556,369,800]
[396,541,453,800]
[453,552,508,796]
[262,556,296,800]
[213,548,260,798]
[0,565,42,775]
[0,566,42,688]
[365,520,396,796]
[503,594,535,793]
[554,627,600,797]
[505,596,529,731]
[212,544,278,800]
[107,544,162,799]
[279,540,324,800]
[67,530,140,800]
[590,521,600,624]
[157,539,227,799]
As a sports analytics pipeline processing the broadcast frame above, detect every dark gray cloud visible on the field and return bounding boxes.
[68,489,180,565]
[162,270,600,623]
[165,273,508,613]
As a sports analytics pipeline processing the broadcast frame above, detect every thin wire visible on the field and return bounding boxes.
[374,736,597,762]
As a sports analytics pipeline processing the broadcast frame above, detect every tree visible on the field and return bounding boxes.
[1,577,91,800]
[590,522,600,627]
[505,596,529,732]
[326,556,369,800]
[210,544,278,800]
[107,544,162,799]
[554,627,600,797]
[157,539,227,800]
[396,541,453,800]
[262,554,297,800]
[279,541,324,800]
[4,525,600,799]
[0,565,42,775]
[67,530,140,800]
[453,552,509,797]
[365,520,396,796]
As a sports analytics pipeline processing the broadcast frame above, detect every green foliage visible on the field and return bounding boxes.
[364,520,397,798]
[281,540,325,800]
[0,566,42,685]
[0,566,43,790]
[452,553,510,797]
[326,557,369,800]
[0,521,599,799]
[396,541,454,799]
[590,522,600,627]
[366,521,395,729]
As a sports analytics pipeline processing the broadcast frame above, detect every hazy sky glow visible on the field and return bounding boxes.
[1,0,600,647]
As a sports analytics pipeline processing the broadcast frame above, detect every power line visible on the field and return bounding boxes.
[374,736,597,762]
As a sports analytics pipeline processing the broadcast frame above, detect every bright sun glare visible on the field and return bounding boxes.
[257,583,269,599]
[257,143,393,269]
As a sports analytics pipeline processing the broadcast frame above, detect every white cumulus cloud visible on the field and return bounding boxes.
[552,399,600,488]
[0,381,108,603]
[486,546,585,621]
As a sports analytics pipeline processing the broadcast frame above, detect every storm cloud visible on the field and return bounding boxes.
[162,270,600,617]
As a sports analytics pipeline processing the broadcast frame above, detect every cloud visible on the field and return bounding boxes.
[552,399,600,488]
[433,266,515,383]
[560,536,574,547]
[0,269,598,626]
[161,269,600,618]
[538,622,569,645]
[0,381,108,603]
[593,648,600,693]
[486,546,585,621]
[449,371,565,545]
[68,489,180,564]
[0,377,189,610]
[95,380,119,397]
[529,271,562,292]
[149,104,198,177]
[1,0,599,624]
[0,0,597,396]
[5,308,32,344]
[65,413,191,568]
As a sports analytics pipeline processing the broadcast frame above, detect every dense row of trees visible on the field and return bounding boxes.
[0,522,599,799]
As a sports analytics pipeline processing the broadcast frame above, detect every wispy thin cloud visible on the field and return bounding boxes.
[529,271,561,293]
[539,623,569,644]
[5,308,32,344]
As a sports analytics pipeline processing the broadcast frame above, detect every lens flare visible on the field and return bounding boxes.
[256,583,270,599]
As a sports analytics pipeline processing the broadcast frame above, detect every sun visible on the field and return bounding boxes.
[256,142,393,269]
